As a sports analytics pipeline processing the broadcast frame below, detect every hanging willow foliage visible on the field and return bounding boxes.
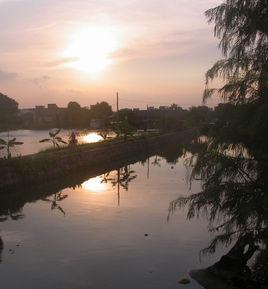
[204,0,268,104]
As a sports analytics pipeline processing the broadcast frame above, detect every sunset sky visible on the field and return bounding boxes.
[0,0,221,109]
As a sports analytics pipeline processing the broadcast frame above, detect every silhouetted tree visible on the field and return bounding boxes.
[0,93,19,128]
[169,137,268,288]
[67,101,81,110]
[185,106,213,133]
[65,101,90,128]
[112,118,135,141]
[0,93,18,115]
[90,101,113,119]
[204,0,268,104]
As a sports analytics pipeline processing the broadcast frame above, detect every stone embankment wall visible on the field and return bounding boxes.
[0,132,190,191]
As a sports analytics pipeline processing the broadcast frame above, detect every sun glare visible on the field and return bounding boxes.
[64,26,119,75]
[82,176,107,193]
[82,132,103,143]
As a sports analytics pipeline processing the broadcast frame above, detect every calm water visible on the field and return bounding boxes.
[0,151,223,289]
[0,129,104,157]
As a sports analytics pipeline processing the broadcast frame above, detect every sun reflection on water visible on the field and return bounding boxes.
[82,132,103,144]
[81,176,107,193]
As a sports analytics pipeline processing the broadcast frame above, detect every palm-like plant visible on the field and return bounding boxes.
[0,136,23,159]
[39,128,67,149]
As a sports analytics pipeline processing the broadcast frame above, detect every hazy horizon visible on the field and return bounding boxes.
[0,0,221,110]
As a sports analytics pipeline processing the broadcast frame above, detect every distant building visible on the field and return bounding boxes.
[47,103,58,110]
[159,106,169,110]
[18,109,35,127]
[113,105,187,130]
[19,104,66,128]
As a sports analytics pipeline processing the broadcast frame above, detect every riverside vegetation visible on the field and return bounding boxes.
[169,0,268,288]
[0,1,267,288]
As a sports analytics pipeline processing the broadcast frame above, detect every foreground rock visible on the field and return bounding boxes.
[190,269,236,289]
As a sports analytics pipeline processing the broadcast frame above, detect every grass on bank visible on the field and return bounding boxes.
[37,131,161,155]
[0,131,165,181]
[0,131,162,169]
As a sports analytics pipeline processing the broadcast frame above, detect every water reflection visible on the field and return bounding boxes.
[1,130,266,288]
[151,155,161,167]
[0,208,24,222]
[0,200,25,265]
[0,139,196,289]
[100,166,137,205]
[82,176,107,193]
[81,132,103,144]
[42,191,68,216]
[0,236,3,263]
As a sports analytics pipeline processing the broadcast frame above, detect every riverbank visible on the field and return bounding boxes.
[0,131,193,191]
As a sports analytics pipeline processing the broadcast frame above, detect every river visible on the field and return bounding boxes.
[0,135,224,289]
[0,129,104,157]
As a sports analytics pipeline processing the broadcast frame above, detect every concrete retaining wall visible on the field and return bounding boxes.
[0,132,191,191]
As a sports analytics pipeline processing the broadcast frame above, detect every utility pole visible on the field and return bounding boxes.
[146,104,149,131]
[116,92,119,122]
[116,92,119,112]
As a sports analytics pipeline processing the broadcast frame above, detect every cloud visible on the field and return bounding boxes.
[0,69,18,81]
[47,57,80,67]
[113,27,216,62]
[0,0,21,3]
[31,75,51,88]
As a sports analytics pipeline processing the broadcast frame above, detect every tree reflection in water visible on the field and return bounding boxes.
[0,206,24,264]
[0,191,68,263]
[0,236,3,263]
[169,138,268,288]
[101,165,137,205]
[151,155,161,167]
[41,191,68,216]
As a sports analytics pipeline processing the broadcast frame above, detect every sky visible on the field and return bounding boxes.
[0,0,222,109]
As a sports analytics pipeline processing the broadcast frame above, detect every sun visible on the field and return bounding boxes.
[63,26,119,75]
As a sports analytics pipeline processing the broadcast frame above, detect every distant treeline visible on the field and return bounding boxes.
[1,91,259,134]
[0,93,113,130]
